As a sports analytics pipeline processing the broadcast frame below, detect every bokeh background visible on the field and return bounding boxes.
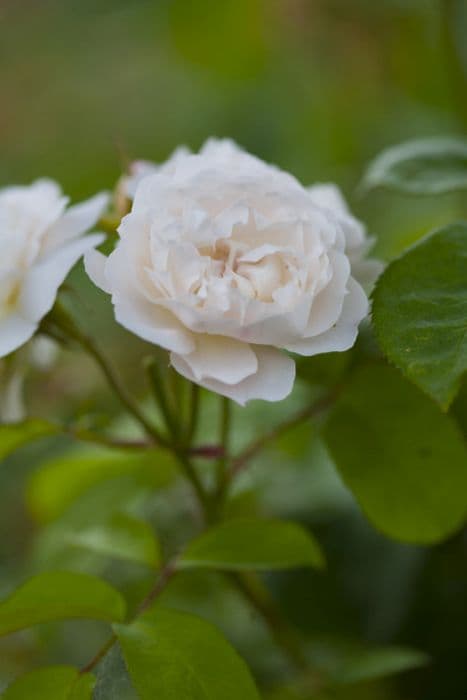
[1,1,467,698]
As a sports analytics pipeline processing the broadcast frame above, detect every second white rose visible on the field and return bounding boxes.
[86,139,380,404]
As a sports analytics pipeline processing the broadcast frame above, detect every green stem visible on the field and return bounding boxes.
[46,303,168,447]
[216,389,339,508]
[145,358,178,440]
[80,558,178,675]
[231,572,317,677]
[58,301,331,684]
[217,397,231,479]
[175,450,212,522]
[185,384,200,445]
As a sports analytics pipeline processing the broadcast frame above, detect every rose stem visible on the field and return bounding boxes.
[46,302,169,448]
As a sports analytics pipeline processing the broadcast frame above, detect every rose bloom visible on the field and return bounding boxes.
[86,139,380,404]
[0,180,107,357]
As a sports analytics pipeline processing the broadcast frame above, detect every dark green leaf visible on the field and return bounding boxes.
[329,645,429,685]
[324,365,467,543]
[179,517,324,571]
[92,644,139,700]
[362,137,467,194]
[372,223,467,408]
[0,571,126,636]
[115,606,260,699]
[2,665,95,699]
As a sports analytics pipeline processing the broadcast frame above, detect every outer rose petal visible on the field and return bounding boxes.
[101,248,195,355]
[84,249,112,294]
[171,344,295,405]
[307,183,351,218]
[175,335,258,385]
[284,278,368,356]
[45,192,109,249]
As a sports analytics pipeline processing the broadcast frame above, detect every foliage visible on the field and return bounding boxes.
[1,2,467,699]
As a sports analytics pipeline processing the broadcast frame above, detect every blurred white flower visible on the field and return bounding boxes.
[87,139,379,404]
[0,179,107,358]
[0,361,25,423]
[0,336,58,423]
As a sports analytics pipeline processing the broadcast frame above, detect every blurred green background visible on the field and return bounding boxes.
[1,1,467,698]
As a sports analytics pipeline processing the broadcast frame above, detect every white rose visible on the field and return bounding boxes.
[0,179,108,357]
[86,139,378,405]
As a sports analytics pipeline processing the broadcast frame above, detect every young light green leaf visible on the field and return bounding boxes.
[115,606,261,699]
[62,513,160,568]
[0,419,57,462]
[324,365,467,543]
[2,665,95,699]
[179,517,324,571]
[362,137,467,194]
[27,447,177,524]
[68,673,96,700]
[372,223,467,409]
[0,571,126,636]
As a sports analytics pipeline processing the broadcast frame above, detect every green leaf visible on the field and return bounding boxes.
[179,517,324,571]
[2,665,95,699]
[0,419,57,462]
[324,365,467,543]
[92,645,139,700]
[0,571,126,636]
[115,606,260,699]
[362,137,467,194]
[68,673,96,700]
[27,447,177,524]
[372,223,467,409]
[62,513,160,568]
[330,645,428,685]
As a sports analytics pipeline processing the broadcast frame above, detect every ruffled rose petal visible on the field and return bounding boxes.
[83,139,378,403]
[284,278,368,356]
[171,345,295,405]
[176,335,258,385]
[103,247,195,354]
